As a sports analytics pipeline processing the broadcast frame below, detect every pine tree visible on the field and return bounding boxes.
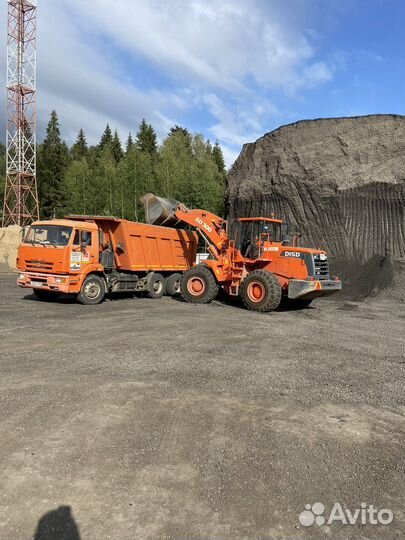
[31,113,227,221]
[169,125,190,139]
[212,141,226,175]
[156,128,193,201]
[126,133,134,153]
[38,111,70,218]
[71,128,88,160]
[168,124,192,153]
[136,119,157,155]
[87,147,117,215]
[99,124,113,150]
[112,130,124,163]
[118,147,154,221]
[63,158,90,215]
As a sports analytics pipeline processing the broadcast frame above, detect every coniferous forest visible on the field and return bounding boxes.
[0,111,227,223]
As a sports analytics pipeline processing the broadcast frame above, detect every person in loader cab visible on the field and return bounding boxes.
[243,236,260,259]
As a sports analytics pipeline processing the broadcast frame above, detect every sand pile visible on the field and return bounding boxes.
[0,225,23,272]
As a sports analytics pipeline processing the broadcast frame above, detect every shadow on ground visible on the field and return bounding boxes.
[33,506,80,540]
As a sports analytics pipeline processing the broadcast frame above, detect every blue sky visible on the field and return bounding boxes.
[0,0,403,166]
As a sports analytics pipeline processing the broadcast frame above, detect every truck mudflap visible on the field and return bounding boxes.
[288,279,342,300]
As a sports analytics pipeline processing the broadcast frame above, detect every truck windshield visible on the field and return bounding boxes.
[24,225,73,246]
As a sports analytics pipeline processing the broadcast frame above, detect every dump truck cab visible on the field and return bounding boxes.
[17,219,100,295]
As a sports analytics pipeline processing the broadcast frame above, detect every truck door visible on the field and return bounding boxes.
[70,229,97,271]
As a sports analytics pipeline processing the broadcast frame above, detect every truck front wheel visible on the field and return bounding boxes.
[180,265,219,304]
[77,274,106,305]
[240,269,281,312]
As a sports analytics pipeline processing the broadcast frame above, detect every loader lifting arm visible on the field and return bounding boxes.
[174,206,228,258]
[141,193,228,259]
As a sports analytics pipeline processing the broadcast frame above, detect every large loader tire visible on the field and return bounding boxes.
[180,265,219,304]
[241,269,282,312]
[165,273,182,296]
[146,273,165,299]
[33,289,60,302]
[77,274,106,305]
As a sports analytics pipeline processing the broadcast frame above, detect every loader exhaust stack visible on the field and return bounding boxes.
[141,193,183,228]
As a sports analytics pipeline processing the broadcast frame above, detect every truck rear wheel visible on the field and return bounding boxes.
[165,273,182,296]
[146,273,165,299]
[241,269,281,312]
[77,274,106,305]
[33,289,60,302]
[180,265,219,304]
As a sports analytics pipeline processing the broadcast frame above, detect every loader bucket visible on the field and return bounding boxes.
[140,193,182,227]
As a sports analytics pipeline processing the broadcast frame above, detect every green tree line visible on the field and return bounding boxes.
[1,111,227,223]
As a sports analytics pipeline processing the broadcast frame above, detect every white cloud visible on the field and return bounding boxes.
[66,0,330,92]
[0,0,336,167]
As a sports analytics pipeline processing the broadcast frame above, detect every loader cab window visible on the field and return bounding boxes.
[238,220,282,256]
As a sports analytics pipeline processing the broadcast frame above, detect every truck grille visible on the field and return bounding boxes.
[26,260,54,271]
[313,254,329,279]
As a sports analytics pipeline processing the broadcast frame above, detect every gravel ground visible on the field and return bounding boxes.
[0,273,403,540]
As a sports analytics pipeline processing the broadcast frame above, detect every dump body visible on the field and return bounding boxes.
[81,217,197,272]
[17,216,197,302]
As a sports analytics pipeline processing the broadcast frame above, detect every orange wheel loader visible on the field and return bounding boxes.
[141,193,342,312]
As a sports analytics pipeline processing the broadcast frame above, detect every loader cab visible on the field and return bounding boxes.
[237,217,283,259]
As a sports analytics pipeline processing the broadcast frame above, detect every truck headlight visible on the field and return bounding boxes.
[18,273,25,280]
[55,277,67,283]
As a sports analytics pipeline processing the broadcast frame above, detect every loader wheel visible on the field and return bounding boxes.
[241,269,282,312]
[33,289,60,302]
[180,265,219,304]
[165,273,182,296]
[77,274,106,305]
[146,273,165,299]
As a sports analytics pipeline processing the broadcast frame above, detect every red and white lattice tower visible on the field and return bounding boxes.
[2,0,38,227]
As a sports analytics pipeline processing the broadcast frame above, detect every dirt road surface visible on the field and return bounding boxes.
[0,274,403,539]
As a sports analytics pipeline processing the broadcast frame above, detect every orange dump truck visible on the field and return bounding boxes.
[16,216,197,304]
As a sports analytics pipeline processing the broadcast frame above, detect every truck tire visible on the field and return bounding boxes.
[240,269,282,312]
[146,273,165,299]
[33,289,60,302]
[180,265,219,304]
[165,272,182,296]
[77,274,106,305]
